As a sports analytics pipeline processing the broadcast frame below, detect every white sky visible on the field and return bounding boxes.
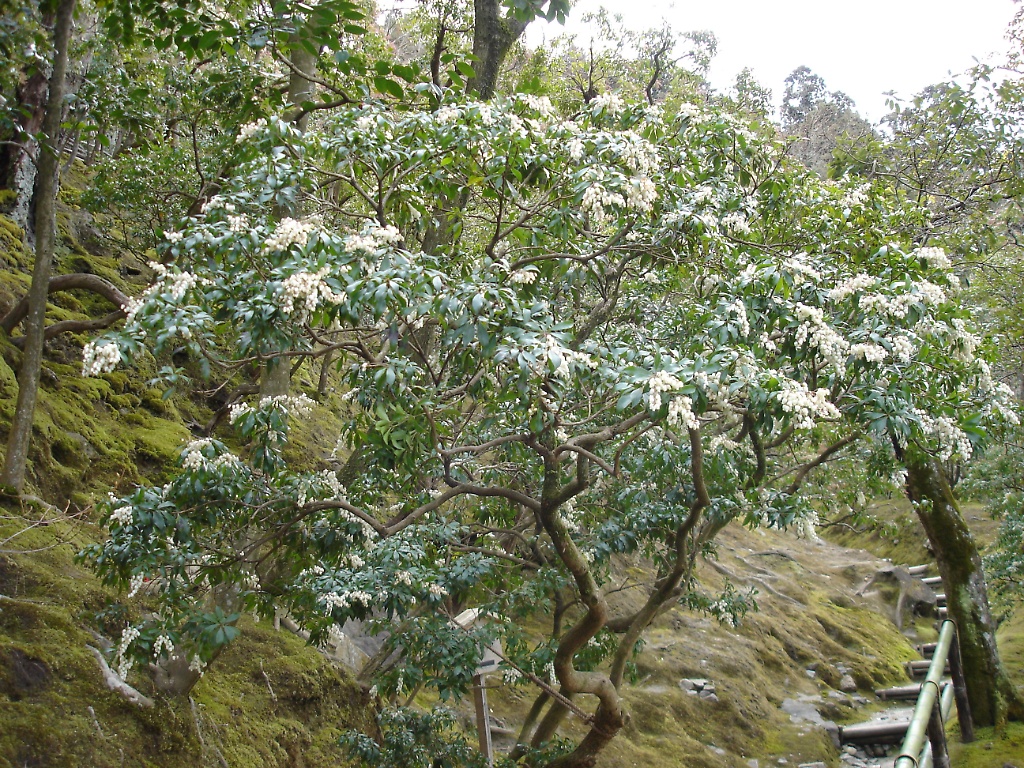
[525,0,1018,122]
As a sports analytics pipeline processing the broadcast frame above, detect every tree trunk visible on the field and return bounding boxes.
[903,451,1024,726]
[1,0,77,493]
[470,0,529,99]
[260,27,319,399]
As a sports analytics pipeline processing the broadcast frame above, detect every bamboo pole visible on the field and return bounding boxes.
[473,673,494,766]
[894,620,960,768]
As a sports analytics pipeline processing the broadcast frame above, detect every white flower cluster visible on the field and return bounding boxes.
[916,280,947,306]
[721,212,751,235]
[82,341,122,376]
[510,268,537,285]
[338,554,360,570]
[984,378,1020,426]
[667,394,700,431]
[591,92,624,115]
[727,299,750,337]
[890,335,915,364]
[948,318,980,363]
[838,183,870,209]
[164,230,184,244]
[148,262,200,303]
[515,93,556,117]
[116,626,140,679]
[568,136,586,161]
[625,176,657,213]
[708,433,742,454]
[236,118,269,143]
[321,589,373,612]
[152,634,174,658]
[230,394,316,425]
[827,273,875,303]
[346,224,402,254]
[321,592,350,610]
[915,409,972,462]
[395,570,412,586]
[109,504,134,527]
[850,342,887,363]
[181,438,215,470]
[473,102,496,126]
[278,265,347,315]
[794,508,820,541]
[581,181,625,226]
[189,655,207,674]
[783,254,821,285]
[127,572,145,598]
[227,214,249,234]
[860,279,945,320]
[435,105,462,124]
[647,371,685,413]
[531,334,597,381]
[793,303,849,374]
[264,217,318,253]
[776,379,840,430]
[428,583,448,597]
[677,103,704,121]
[355,114,374,133]
[615,132,660,176]
[915,246,951,270]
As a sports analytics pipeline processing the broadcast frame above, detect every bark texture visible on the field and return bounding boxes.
[904,452,1024,726]
[470,0,529,99]
[1,0,77,492]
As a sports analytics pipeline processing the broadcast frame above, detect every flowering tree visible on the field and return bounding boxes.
[80,94,1017,764]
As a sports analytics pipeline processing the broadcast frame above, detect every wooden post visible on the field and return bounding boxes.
[926,696,951,768]
[473,673,493,766]
[947,623,974,743]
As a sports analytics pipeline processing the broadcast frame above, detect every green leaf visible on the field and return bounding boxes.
[373,76,404,100]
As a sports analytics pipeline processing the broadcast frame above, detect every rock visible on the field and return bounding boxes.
[329,632,370,670]
[856,564,938,629]
[839,674,857,692]
[702,692,720,703]
[64,430,98,459]
[679,677,710,691]
[823,721,841,749]
[844,746,859,755]
[781,696,826,726]
[747,760,759,768]
[710,746,726,756]
[798,763,827,768]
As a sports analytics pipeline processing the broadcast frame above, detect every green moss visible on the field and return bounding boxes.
[824,498,933,566]
[949,722,1024,768]
[0,511,373,768]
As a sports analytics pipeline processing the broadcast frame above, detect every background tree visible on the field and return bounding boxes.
[781,65,871,177]
[1,0,77,493]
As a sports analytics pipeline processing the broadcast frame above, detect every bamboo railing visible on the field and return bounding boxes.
[893,620,974,768]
